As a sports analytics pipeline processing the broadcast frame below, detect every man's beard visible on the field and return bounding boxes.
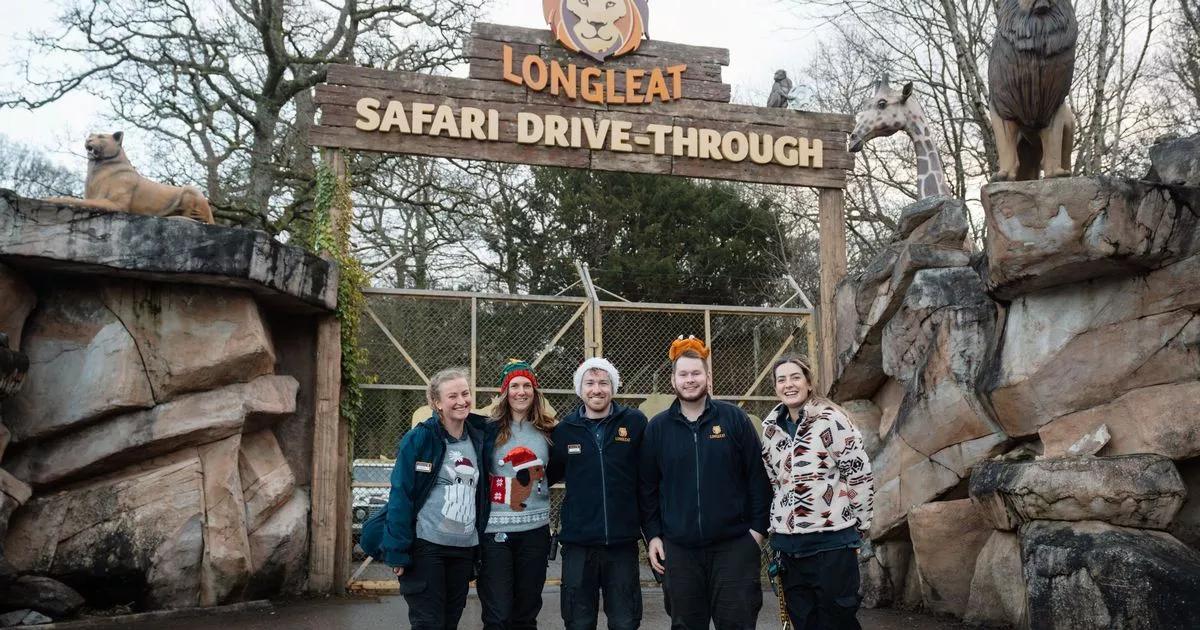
[675,386,707,403]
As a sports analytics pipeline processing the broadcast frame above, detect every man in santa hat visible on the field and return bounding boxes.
[549,357,648,630]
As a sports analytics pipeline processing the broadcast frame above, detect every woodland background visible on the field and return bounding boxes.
[1,0,1196,306]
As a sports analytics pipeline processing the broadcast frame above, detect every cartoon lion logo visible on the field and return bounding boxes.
[543,0,649,61]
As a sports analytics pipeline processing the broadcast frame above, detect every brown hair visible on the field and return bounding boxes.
[490,381,556,447]
[671,349,711,372]
[771,355,832,407]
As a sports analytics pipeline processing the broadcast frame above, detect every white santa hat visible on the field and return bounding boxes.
[573,357,622,397]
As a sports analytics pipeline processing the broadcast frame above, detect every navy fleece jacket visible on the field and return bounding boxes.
[638,397,771,548]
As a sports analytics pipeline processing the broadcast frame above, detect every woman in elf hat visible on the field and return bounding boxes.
[478,360,557,630]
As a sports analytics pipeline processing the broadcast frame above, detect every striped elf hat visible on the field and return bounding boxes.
[499,359,539,392]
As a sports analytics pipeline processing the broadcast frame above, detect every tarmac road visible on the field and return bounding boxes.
[72,590,970,629]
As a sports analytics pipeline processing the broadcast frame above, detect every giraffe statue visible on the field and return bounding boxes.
[847,76,952,199]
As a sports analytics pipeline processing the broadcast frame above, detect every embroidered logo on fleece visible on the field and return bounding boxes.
[615,426,631,442]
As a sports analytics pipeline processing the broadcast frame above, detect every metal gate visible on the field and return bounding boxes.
[349,285,814,579]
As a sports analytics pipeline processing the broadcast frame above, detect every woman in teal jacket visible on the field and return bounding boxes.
[363,367,496,630]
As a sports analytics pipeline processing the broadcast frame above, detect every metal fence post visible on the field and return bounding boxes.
[470,296,478,400]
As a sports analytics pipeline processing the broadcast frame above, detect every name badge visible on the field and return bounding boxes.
[568,444,582,455]
[415,461,433,473]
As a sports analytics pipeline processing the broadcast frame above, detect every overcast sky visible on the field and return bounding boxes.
[0,0,828,171]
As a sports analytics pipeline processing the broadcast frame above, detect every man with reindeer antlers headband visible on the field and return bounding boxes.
[639,336,772,629]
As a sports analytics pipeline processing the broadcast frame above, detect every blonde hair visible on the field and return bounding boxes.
[427,367,471,411]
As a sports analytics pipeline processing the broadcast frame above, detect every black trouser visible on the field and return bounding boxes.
[477,525,552,630]
[560,542,642,630]
[780,547,862,630]
[662,534,762,630]
[400,539,476,630]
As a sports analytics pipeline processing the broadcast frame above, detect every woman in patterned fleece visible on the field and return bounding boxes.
[478,360,557,629]
[760,356,874,630]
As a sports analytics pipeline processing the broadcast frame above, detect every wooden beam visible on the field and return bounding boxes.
[365,305,431,384]
[531,301,590,369]
[313,68,853,188]
[470,297,478,401]
[704,308,713,376]
[333,393,352,594]
[309,314,342,594]
[739,326,803,404]
[310,148,349,595]
[817,188,847,394]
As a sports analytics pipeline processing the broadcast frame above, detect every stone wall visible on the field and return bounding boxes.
[840,134,1200,628]
[0,192,337,621]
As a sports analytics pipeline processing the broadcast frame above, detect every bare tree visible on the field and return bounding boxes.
[1071,0,1169,176]
[3,0,484,234]
[350,155,498,290]
[0,135,81,198]
[778,0,1180,265]
[1155,0,1200,128]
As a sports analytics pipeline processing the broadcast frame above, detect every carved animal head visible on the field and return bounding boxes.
[544,0,648,61]
[84,131,125,162]
[848,77,924,153]
[996,0,1077,48]
[1016,0,1071,20]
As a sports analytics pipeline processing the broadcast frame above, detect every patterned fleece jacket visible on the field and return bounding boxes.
[760,400,874,534]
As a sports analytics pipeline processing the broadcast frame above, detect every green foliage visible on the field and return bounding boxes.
[309,159,371,432]
[515,168,784,305]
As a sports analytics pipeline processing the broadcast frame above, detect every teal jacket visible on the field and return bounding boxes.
[360,413,496,567]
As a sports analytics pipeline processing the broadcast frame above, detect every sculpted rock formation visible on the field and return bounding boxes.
[982,178,1200,298]
[0,264,34,350]
[831,164,1200,625]
[0,189,338,312]
[907,499,993,618]
[0,190,330,618]
[4,286,155,443]
[964,531,1025,628]
[7,375,298,488]
[100,283,277,402]
[987,252,1200,438]
[1148,133,1200,186]
[244,488,310,599]
[831,196,973,401]
[970,455,1186,530]
[1021,520,1200,629]
[7,449,209,609]
[240,430,297,532]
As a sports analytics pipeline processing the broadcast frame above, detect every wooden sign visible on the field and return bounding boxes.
[311,23,853,189]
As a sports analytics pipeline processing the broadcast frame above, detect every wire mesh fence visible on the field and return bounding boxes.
[351,287,813,569]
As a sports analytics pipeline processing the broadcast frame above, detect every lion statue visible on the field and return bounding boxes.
[988,0,1078,181]
[45,132,214,224]
[543,0,649,61]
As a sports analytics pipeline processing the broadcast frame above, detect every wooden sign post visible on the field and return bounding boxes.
[312,20,852,383]
[307,19,854,585]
